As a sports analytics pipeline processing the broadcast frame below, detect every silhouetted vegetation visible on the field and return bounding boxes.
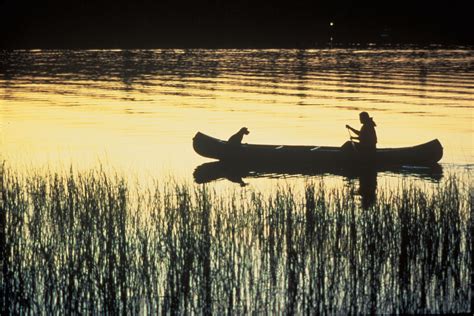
[0,0,471,47]
[1,163,471,314]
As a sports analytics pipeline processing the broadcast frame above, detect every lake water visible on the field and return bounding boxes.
[1,49,473,183]
[0,49,473,314]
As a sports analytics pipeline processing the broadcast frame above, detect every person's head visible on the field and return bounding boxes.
[239,127,250,135]
[359,112,371,124]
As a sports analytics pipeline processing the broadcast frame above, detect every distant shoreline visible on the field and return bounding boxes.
[2,0,471,49]
[2,44,472,50]
[2,24,472,49]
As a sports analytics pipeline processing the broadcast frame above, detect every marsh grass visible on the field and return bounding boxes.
[0,163,471,314]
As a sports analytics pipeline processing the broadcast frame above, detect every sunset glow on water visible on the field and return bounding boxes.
[1,48,473,186]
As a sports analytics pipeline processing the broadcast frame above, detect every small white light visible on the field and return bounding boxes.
[330,22,334,26]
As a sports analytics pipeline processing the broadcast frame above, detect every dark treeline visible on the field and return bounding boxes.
[0,0,471,48]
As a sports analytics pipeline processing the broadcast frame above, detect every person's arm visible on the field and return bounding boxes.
[345,125,360,135]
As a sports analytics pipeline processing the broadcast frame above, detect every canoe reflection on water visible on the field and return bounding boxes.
[193,161,443,208]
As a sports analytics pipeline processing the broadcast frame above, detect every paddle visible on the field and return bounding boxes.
[346,127,357,151]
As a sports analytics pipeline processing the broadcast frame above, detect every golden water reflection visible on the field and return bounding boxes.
[1,49,473,182]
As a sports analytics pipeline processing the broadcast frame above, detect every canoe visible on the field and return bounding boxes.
[193,132,443,167]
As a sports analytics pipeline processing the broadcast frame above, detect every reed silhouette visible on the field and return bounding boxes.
[0,164,470,314]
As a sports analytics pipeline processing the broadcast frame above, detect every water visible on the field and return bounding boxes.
[0,49,473,313]
[1,49,472,180]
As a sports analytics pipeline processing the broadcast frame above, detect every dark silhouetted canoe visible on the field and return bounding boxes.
[193,132,443,167]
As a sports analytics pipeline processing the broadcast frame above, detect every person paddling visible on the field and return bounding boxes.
[345,111,377,153]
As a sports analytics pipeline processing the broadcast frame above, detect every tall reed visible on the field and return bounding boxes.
[0,164,471,314]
